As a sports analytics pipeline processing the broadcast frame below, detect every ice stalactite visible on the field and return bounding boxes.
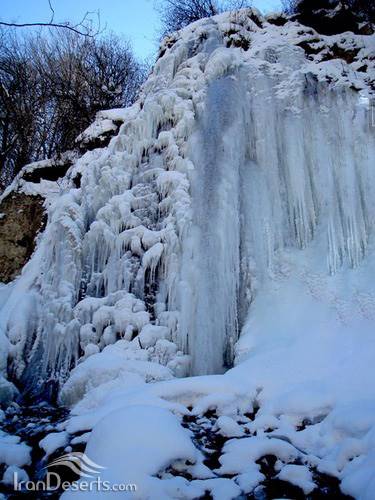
[5,79,199,397]
[181,75,246,375]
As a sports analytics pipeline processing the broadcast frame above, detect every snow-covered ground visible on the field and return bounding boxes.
[0,7,375,499]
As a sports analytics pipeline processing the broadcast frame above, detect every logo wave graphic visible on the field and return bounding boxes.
[45,452,106,478]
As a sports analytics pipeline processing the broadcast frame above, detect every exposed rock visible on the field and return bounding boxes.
[76,120,122,152]
[0,192,46,283]
[0,109,129,285]
[322,43,360,63]
[75,109,127,152]
[292,0,370,35]
[266,12,288,26]
[358,22,374,35]
[21,159,73,184]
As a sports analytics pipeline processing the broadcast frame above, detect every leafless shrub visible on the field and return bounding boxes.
[158,0,253,37]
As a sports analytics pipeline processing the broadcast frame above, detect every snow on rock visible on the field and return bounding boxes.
[2,465,29,486]
[341,450,375,500]
[59,341,173,407]
[138,324,169,348]
[218,436,301,476]
[277,464,316,494]
[213,416,245,438]
[0,431,30,467]
[76,119,118,145]
[76,107,137,150]
[61,405,198,499]
[39,431,69,457]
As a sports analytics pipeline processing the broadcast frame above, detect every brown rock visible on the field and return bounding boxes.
[0,192,47,283]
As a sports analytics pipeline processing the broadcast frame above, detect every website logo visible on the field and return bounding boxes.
[13,452,137,493]
[45,452,106,478]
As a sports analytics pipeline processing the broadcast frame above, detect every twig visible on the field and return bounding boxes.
[0,21,95,37]
[0,1,103,37]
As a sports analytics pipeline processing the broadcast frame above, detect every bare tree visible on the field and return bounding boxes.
[0,29,145,189]
[31,30,145,155]
[281,0,298,15]
[0,31,47,184]
[158,0,253,36]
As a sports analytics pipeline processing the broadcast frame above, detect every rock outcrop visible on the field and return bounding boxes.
[0,192,46,283]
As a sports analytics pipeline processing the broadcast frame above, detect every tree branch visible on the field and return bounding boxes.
[0,1,102,37]
[0,20,96,37]
[48,0,55,24]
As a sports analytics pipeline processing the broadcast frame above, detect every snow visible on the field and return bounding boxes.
[59,342,172,407]
[341,450,375,500]
[2,465,29,486]
[0,7,374,499]
[138,324,169,348]
[213,416,245,438]
[62,405,197,499]
[76,119,118,145]
[0,431,30,467]
[75,107,138,146]
[0,152,77,203]
[277,464,315,494]
[39,431,69,457]
[218,436,301,475]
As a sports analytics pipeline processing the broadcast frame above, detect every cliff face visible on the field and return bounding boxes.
[0,9,374,498]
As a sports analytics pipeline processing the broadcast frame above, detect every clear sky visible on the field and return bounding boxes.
[1,0,282,60]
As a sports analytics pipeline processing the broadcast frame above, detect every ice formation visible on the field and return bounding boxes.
[0,7,375,498]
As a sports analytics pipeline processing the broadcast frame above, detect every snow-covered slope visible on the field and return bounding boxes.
[1,7,375,498]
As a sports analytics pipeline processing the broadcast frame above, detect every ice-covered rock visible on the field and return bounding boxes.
[138,324,169,348]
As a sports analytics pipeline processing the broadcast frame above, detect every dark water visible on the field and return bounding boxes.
[0,403,73,499]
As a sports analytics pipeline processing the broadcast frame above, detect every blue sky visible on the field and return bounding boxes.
[1,0,282,59]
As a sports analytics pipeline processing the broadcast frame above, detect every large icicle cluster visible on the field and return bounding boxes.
[5,83,196,395]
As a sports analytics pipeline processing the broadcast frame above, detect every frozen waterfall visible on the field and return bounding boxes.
[1,9,374,397]
[181,72,375,376]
